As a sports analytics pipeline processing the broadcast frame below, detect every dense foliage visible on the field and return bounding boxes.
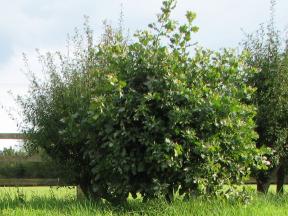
[18,0,267,203]
[242,3,288,193]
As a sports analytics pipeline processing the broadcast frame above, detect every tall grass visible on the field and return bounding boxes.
[0,186,287,215]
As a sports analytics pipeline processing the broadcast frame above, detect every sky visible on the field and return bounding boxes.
[0,0,288,148]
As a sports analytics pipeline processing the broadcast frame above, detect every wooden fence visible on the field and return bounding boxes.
[0,133,68,187]
[0,133,25,140]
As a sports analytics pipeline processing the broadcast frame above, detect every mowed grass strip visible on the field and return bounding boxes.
[0,186,287,215]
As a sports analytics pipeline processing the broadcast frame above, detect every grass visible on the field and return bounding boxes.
[0,186,287,215]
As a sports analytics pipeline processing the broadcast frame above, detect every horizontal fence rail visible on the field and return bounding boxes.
[0,133,25,140]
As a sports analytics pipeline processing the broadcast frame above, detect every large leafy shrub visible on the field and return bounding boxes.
[18,0,267,203]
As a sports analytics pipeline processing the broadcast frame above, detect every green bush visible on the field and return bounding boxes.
[18,0,267,203]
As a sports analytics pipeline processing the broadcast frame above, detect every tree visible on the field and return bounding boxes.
[18,0,267,203]
[242,0,288,193]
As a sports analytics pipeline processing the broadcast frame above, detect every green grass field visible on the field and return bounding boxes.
[0,186,288,215]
